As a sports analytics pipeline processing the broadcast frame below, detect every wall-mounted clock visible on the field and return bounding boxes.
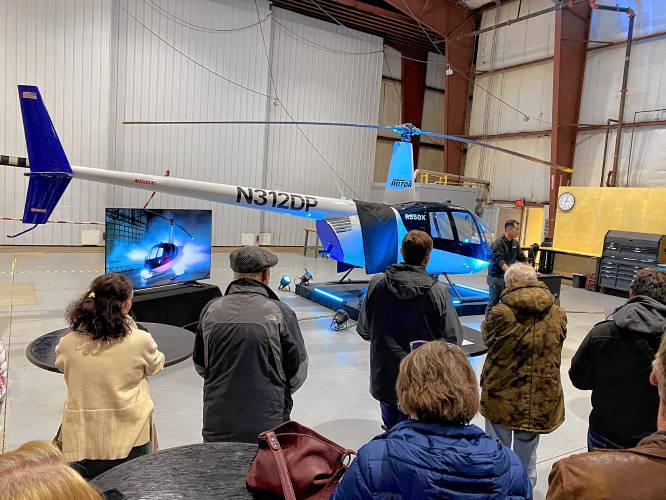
[558,191,576,211]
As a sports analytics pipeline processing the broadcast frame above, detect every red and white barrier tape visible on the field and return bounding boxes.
[1,217,103,226]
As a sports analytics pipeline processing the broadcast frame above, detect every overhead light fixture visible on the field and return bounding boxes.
[278,275,291,291]
[330,309,350,331]
[298,269,313,286]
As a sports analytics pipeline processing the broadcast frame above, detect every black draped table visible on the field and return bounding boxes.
[26,322,194,373]
[92,442,258,500]
[461,326,487,357]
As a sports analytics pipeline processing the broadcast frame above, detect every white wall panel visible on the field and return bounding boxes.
[590,0,666,41]
[465,136,551,202]
[382,46,401,79]
[109,0,271,246]
[425,52,445,90]
[579,37,666,126]
[263,8,382,246]
[573,127,666,188]
[0,0,112,245]
[469,61,553,136]
[476,0,554,72]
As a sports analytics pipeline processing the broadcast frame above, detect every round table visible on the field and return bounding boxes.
[461,326,488,357]
[92,442,257,499]
[26,322,194,372]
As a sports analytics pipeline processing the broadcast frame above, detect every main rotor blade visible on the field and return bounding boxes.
[123,119,403,135]
[418,131,572,173]
[122,119,572,173]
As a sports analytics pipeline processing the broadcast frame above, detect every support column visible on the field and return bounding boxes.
[549,2,591,237]
[443,30,475,175]
[385,0,476,176]
[392,44,427,168]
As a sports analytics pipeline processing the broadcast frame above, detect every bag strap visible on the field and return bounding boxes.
[265,431,297,500]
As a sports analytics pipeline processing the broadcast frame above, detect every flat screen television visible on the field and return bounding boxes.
[105,208,212,289]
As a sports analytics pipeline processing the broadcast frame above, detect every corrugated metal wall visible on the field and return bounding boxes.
[573,0,666,187]
[0,0,112,245]
[263,8,382,245]
[1,0,383,246]
[109,0,271,246]
[464,0,554,202]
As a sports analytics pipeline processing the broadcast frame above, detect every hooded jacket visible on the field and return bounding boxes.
[569,295,666,447]
[331,420,532,500]
[193,279,308,443]
[481,280,567,433]
[357,264,463,403]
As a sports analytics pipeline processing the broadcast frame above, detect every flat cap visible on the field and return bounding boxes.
[230,246,279,273]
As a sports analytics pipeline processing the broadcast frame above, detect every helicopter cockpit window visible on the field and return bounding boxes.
[156,247,164,258]
[452,212,481,244]
[429,212,454,240]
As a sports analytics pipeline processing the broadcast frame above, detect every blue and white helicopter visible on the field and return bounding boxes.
[2,85,570,276]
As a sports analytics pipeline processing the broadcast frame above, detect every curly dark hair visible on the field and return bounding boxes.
[631,268,666,305]
[66,273,133,341]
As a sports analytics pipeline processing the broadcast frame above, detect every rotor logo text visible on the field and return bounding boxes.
[404,213,426,221]
[390,179,412,188]
[236,187,319,212]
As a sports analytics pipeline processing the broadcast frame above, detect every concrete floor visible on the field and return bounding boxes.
[0,248,626,499]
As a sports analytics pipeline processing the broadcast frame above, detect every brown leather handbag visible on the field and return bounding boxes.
[246,421,356,500]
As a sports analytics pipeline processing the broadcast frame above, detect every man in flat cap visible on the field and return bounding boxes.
[194,246,308,443]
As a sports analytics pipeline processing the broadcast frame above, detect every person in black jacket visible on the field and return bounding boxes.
[485,219,527,317]
[357,230,463,430]
[570,268,666,450]
[193,246,308,443]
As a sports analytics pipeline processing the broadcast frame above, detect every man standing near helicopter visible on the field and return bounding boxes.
[486,220,527,317]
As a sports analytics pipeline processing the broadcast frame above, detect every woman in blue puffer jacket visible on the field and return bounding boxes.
[332,341,532,499]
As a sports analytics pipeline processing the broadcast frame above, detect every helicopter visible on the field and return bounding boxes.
[140,209,195,282]
[2,85,571,276]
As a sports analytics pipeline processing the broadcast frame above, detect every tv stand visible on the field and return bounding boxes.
[131,282,222,332]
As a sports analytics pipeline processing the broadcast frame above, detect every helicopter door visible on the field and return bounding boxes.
[428,211,457,253]
[450,212,482,245]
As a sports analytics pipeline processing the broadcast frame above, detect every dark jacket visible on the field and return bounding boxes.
[488,236,526,278]
[357,264,463,403]
[547,432,666,500]
[193,279,308,443]
[569,295,666,447]
[332,419,532,500]
[481,281,567,433]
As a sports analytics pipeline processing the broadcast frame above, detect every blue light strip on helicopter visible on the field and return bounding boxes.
[313,288,345,304]
[453,283,491,296]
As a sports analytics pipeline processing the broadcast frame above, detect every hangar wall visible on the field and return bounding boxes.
[0,0,112,245]
[464,0,554,204]
[0,0,382,246]
[261,8,382,246]
[465,0,666,202]
[573,1,666,188]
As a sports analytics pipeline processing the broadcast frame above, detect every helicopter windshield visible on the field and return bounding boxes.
[452,212,481,244]
[149,246,163,259]
[429,212,454,240]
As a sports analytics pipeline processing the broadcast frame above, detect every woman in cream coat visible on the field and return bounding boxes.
[55,273,165,479]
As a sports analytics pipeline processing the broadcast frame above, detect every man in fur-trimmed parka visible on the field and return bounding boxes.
[481,262,567,487]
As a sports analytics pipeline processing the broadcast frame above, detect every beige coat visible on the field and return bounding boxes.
[55,327,165,462]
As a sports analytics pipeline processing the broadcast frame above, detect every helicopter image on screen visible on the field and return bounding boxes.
[140,210,195,282]
[2,86,571,276]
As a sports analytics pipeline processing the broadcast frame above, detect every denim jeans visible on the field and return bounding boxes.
[486,420,539,487]
[587,428,623,452]
[485,276,506,318]
[380,401,408,431]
